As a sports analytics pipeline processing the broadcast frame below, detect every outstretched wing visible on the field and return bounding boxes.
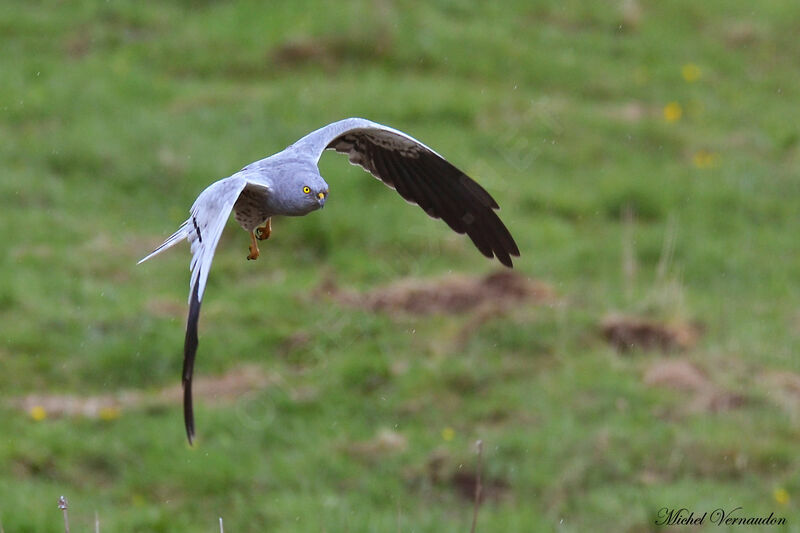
[140,175,269,443]
[290,118,520,267]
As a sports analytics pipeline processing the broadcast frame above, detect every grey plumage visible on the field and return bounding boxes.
[139,117,520,443]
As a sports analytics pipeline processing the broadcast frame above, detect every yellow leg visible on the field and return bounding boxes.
[256,218,272,241]
[247,231,260,260]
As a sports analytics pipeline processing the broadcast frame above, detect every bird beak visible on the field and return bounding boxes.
[317,190,327,208]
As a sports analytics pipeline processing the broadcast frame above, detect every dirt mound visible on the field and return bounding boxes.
[156,365,274,404]
[602,314,702,353]
[270,33,392,70]
[759,370,800,413]
[327,270,554,315]
[643,359,708,390]
[343,428,408,460]
[643,358,747,414]
[9,365,272,419]
[416,449,510,503]
[450,470,510,503]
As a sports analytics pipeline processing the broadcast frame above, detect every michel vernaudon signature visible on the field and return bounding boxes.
[655,507,787,527]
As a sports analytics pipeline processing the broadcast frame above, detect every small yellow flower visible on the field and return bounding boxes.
[29,405,47,421]
[774,488,790,505]
[441,427,455,442]
[682,63,702,82]
[99,406,120,421]
[663,102,683,123]
[692,150,719,168]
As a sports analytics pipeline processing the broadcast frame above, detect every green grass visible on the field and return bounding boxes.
[2,0,799,530]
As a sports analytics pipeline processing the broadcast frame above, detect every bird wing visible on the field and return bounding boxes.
[290,118,519,267]
[139,174,269,443]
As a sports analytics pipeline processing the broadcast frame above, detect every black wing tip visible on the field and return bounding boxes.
[493,243,521,268]
[496,252,514,268]
[503,238,522,267]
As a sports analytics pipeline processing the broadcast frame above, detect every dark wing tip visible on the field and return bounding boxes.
[183,280,202,445]
[490,212,520,268]
[434,158,520,269]
[495,248,514,268]
[329,128,520,269]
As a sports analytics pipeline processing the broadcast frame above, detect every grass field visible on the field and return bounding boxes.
[1,0,799,530]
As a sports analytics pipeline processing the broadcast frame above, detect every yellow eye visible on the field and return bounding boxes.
[303,186,311,194]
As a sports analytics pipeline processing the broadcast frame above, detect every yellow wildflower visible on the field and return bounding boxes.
[692,150,719,169]
[682,63,702,82]
[663,102,683,123]
[29,405,47,421]
[441,427,455,442]
[774,488,790,505]
[99,406,120,421]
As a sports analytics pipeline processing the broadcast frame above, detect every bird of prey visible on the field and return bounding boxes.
[139,118,520,443]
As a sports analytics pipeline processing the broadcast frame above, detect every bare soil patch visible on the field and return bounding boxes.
[270,33,392,70]
[343,428,408,461]
[643,358,747,414]
[325,270,554,316]
[8,365,272,419]
[412,449,511,503]
[602,314,702,353]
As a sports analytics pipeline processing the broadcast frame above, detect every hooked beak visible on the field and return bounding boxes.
[317,190,327,208]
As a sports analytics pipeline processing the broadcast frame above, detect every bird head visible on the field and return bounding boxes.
[274,171,329,216]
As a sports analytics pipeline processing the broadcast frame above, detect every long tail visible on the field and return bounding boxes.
[138,220,190,264]
[183,276,202,444]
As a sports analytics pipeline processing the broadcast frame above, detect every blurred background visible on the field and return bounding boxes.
[1,0,799,530]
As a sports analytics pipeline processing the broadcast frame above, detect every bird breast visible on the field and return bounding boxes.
[233,187,271,231]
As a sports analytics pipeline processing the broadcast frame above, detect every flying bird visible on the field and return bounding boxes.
[139,118,520,443]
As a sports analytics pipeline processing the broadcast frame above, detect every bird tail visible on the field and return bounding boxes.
[138,220,190,264]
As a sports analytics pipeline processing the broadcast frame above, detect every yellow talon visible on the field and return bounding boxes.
[247,232,260,260]
[256,219,272,241]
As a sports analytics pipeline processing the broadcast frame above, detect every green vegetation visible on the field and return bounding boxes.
[1,0,799,530]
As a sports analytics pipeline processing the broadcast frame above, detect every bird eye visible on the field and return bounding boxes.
[303,186,311,194]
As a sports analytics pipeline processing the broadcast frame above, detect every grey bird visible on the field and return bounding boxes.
[139,117,520,443]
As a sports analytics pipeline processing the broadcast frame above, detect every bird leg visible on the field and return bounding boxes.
[255,218,272,241]
[247,231,260,261]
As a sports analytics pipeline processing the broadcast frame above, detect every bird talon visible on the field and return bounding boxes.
[256,219,272,241]
[247,232,260,260]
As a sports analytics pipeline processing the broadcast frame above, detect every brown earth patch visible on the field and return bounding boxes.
[64,29,92,59]
[145,297,185,319]
[156,365,275,405]
[763,371,800,397]
[270,33,393,70]
[643,358,747,414]
[723,20,763,48]
[450,470,510,503]
[759,370,800,414]
[325,270,555,316]
[643,359,708,391]
[602,314,702,353]
[602,101,653,123]
[343,428,408,461]
[10,244,55,261]
[411,448,511,503]
[9,365,273,419]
